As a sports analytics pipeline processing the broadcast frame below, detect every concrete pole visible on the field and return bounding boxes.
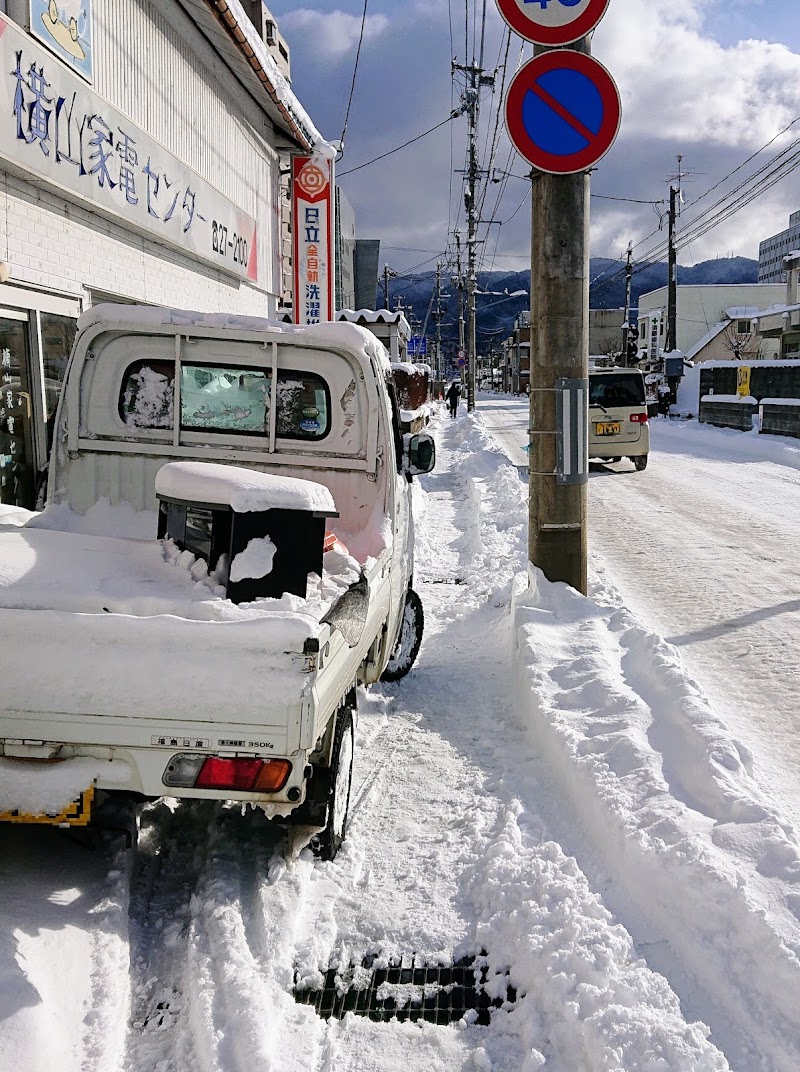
[528,40,590,595]
[622,240,633,365]
[667,184,678,353]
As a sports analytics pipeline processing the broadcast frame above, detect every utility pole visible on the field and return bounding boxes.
[454,230,465,385]
[529,38,590,594]
[666,185,678,355]
[666,154,682,355]
[379,263,396,311]
[433,261,444,381]
[453,60,494,411]
[622,240,634,366]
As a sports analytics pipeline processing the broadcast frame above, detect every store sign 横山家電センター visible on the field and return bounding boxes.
[0,13,258,282]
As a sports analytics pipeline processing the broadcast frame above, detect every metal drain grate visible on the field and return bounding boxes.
[293,953,516,1025]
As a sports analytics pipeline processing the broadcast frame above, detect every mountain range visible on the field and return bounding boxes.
[385,256,759,353]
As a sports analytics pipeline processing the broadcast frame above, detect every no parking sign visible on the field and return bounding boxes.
[505,50,621,174]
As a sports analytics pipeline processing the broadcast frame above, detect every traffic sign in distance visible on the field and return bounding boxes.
[495,0,611,47]
[505,51,621,175]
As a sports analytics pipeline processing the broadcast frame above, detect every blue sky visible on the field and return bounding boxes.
[706,0,800,52]
[268,0,800,279]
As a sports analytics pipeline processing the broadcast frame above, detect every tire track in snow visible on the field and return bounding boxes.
[122,799,216,1072]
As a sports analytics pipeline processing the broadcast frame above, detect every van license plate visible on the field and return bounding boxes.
[595,422,621,436]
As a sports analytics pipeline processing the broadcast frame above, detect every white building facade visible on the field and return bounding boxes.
[636,283,784,365]
[0,0,327,510]
[758,210,800,283]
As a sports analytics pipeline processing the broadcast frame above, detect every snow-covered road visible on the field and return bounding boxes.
[4,405,800,1071]
[479,396,800,831]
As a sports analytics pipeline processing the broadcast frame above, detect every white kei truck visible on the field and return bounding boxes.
[0,306,435,859]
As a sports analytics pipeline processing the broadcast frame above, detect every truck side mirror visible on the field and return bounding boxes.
[403,432,436,477]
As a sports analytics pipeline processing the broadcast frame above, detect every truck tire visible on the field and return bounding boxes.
[312,705,355,861]
[380,588,424,682]
[633,455,648,471]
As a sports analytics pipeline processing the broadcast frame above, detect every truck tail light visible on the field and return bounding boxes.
[163,754,292,792]
[630,412,648,424]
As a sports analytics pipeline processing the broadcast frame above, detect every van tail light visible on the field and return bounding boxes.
[630,412,649,424]
[163,754,292,792]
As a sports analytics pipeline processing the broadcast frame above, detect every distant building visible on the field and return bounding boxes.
[753,253,800,358]
[589,308,626,358]
[501,312,530,394]
[335,188,357,311]
[333,191,380,312]
[637,284,784,365]
[354,240,381,310]
[239,1,292,80]
[758,210,800,282]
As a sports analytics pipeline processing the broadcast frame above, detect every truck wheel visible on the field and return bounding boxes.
[380,588,424,682]
[312,706,355,862]
[633,455,648,471]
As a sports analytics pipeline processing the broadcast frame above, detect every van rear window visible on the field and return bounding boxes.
[119,360,330,440]
[589,373,645,407]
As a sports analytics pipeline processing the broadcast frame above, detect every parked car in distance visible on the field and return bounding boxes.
[588,368,650,471]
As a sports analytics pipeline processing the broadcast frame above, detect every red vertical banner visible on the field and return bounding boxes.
[292,155,335,324]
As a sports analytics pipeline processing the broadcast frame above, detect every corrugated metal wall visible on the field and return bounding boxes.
[93,0,279,295]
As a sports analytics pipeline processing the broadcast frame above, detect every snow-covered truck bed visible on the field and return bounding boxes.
[0,306,435,857]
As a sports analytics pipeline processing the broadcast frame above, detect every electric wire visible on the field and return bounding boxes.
[338,114,460,176]
[337,0,370,159]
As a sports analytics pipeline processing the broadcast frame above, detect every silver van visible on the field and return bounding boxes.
[588,368,650,471]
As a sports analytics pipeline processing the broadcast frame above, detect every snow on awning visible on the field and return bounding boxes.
[208,0,334,155]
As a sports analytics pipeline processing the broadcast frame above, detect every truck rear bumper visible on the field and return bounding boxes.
[0,737,310,819]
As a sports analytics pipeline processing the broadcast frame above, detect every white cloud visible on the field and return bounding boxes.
[595,0,800,145]
[280,8,390,61]
[582,0,800,261]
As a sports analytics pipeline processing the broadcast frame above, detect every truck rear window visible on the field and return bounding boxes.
[589,373,645,407]
[120,360,330,440]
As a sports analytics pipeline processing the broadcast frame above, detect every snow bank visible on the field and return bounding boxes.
[511,566,800,1069]
[443,407,800,1069]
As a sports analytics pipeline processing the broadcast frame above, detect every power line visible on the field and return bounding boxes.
[337,0,370,158]
[338,113,461,176]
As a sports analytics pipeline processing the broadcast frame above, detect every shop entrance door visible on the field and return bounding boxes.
[0,316,36,509]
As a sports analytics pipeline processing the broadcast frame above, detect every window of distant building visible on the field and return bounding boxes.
[736,320,750,333]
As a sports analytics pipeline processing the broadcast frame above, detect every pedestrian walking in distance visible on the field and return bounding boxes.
[446,382,461,418]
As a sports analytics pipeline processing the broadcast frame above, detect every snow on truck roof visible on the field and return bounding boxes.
[155,462,336,515]
[77,304,393,373]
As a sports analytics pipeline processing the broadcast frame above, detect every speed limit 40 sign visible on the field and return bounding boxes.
[495,0,611,46]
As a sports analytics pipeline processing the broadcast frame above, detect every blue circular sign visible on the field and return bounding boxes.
[505,51,621,174]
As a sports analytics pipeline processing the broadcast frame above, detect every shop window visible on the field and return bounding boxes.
[0,317,35,508]
[40,313,77,450]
